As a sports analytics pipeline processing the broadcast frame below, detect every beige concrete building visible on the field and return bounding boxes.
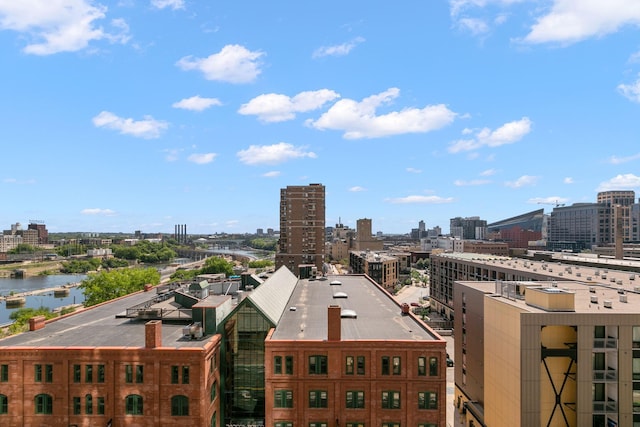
[454,279,640,427]
[354,218,384,252]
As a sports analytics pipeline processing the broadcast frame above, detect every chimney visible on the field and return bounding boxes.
[145,320,162,348]
[327,305,341,342]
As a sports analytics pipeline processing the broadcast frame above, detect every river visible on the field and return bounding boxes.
[0,275,87,325]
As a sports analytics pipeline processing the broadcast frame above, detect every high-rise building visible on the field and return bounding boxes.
[276,183,326,276]
[449,217,487,240]
[354,218,383,251]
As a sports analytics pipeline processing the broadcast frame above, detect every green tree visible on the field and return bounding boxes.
[79,267,160,307]
[200,256,234,276]
[8,307,57,335]
[248,260,274,268]
[60,258,101,273]
[8,243,39,254]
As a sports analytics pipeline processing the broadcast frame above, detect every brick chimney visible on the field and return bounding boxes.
[145,320,162,348]
[327,305,341,342]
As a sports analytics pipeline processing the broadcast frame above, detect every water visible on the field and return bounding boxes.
[0,275,86,325]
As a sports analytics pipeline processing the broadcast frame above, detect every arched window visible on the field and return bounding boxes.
[34,394,52,414]
[125,394,143,415]
[0,394,7,414]
[171,395,189,416]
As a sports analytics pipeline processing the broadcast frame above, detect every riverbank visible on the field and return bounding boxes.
[0,282,82,300]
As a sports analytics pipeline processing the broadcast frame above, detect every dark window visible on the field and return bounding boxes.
[45,364,53,383]
[0,394,8,414]
[275,423,293,427]
[0,365,7,382]
[73,396,81,415]
[381,357,390,375]
[309,390,327,408]
[85,394,93,415]
[136,365,144,383]
[418,391,438,409]
[85,365,93,383]
[418,357,426,376]
[73,364,81,383]
[35,365,42,382]
[346,423,364,427]
[274,356,283,374]
[97,365,105,383]
[171,395,189,416]
[172,366,179,384]
[357,356,365,375]
[35,394,52,414]
[285,356,294,375]
[274,390,293,408]
[309,355,327,375]
[125,394,143,415]
[97,397,105,415]
[182,366,189,384]
[346,390,365,408]
[125,365,133,383]
[429,357,438,376]
[309,423,327,427]
[211,381,217,402]
[381,390,400,409]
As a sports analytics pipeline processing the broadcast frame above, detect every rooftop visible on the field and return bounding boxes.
[0,289,216,349]
[271,274,442,341]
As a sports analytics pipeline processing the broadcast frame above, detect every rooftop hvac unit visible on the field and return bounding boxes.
[590,295,598,304]
[620,294,628,303]
[630,274,636,281]
[635,287,640,293]
[589,286,596,293]
[603,300,612,309]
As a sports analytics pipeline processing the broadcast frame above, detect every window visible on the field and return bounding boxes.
[274,390,293,408]
[85,365,93,383]
[85,394,93,415]
[172,366,179,384]
[126,364,143,383]
[97,365,105,383]
[309,423,327,427]
[0,394,7,415]
[45,364,53,382]
[381,356,390,375]
[73,396,81,415]
[182,366,189,384]
[429,357,438,376]
[418,357,426,376]
[275,423,293,427]
[125,365,133,383]
[346,390,365,408]
[285,356,294,375]
[35,364,42,382]
[73,364,81,383]
[382,423,399,427]
[210,381,217,402]
[346,356,354,375]
[171,395,189,416]
[136,365,144,383]
[309,390,327,408]
[381,391,401,409]
[418,424,437,427]
[125,394,143,415]
[35,394,53,414]
[97,397,105,415]
[171,366,189,384]
[418,391,438,409]
[346,423,364,427]
[0,364,7,382]
[357,356,365,375]
[392,356,401,375]
[274,356,283,374]
[309,355,328,374]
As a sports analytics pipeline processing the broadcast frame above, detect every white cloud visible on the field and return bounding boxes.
[92,111,169,139]
[457,17,490,35]
[618,74,640,103]
[187,153,217,164]
[406,167,422,174]
[237,142,317,165]
[480,168,497,176]
[386,195,454,204]
[0,0,130,55]
[449,0,525,17]
[81,208,116,216]
[448,117,532,153]
[312,36,365,58]
[597,173,640,191]
[262,171,281,177]
[172,95,222,111]
[151,0,184,10]
[3,177,36,184]
[505,175,539,188]
[238,89,340,123]
[349,186,366,192]
[563,177,574,184]
[176,44,265,84]
[608,152,640,164]
[308,88,456,139]
[523,0,640,45]
[454,179,491,186]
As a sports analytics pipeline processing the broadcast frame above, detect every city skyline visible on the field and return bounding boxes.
[2,1,640,235]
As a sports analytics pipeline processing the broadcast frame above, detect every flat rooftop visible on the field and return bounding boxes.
[0,290,214,349]
[271,274,442,341]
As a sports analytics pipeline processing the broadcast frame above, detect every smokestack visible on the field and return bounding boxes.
[615,205,624,260]
[327,305,341,341]
[145,320,162,348]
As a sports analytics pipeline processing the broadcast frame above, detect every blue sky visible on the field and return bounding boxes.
[2,0,640,235]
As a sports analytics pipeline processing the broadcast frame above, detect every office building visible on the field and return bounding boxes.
[354,218,384,252]
[450,217,487,241]
[454,278,640,427]
[276,184,326,276]
[349,251,399,290]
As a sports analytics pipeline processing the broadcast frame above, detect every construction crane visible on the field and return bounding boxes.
[537,200,565,207]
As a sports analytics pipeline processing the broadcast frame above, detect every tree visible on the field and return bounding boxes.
[200,256,234,276]
[79,267,160,307]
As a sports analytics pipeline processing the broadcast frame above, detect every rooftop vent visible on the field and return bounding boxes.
[620,294,628,303]
[289,306,297,311]
[330,280,342,286]
[340,309,357,319]
[590,295,598,304]
[589,286,596,293]
[603,300,613,309]
[333,292,348,298]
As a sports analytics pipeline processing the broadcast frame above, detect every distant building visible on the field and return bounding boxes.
[450,217,487,240]
[256,228,264,236]
[353,218,384,252]
[27,222,48,245]
[487,208,545,249]
[349,251,399,290]
[275,184,326,276]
